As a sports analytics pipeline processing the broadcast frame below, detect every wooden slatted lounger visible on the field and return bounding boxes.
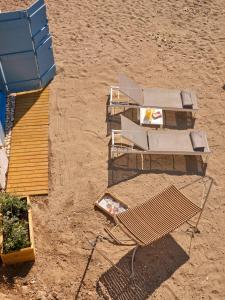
[104,181,213,277]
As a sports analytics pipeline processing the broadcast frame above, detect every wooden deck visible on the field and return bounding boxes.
[6,88,49,196]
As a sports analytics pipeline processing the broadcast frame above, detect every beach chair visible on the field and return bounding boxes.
[93,179,213,278]
[111,115,210,165]
[109,74,198,116]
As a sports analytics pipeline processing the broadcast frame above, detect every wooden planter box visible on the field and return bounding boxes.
[95,191,128,218]
[1,196,35,265]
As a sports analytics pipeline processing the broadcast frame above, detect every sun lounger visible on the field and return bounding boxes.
[111,115,210,162]
[109,74,198,113]
[102,180,213,277]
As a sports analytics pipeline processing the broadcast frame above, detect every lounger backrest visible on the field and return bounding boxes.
[115,185,201,246]
[120,115,148,150]
[119,74,144,105]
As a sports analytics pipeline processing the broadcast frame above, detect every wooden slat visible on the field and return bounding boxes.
[12,132,48,137]
[14,121,48,127]
[9,147,49,155]
[11,133,48,138]
[6,89,49,196]
[9,164,48,170]
[10,141,48,147]
[10,156,48,163]
[7,181,48,188]
[7,177,49,185]
[7,172,48,179]
[14,112,48,118]
[9,150,48,156]
[6,189,48,196]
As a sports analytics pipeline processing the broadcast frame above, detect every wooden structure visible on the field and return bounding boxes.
[6,88,49,195]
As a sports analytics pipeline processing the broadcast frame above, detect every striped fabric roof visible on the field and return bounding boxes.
[115,185,201,246]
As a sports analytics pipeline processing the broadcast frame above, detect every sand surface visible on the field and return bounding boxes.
[0,0,225,299]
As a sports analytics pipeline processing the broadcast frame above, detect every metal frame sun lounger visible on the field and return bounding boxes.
[108,74,198,116]
[89,178,213,279]
[111,116,210,165]
[106,181,212,276]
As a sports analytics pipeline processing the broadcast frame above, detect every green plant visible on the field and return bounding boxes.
[0,193,31,254]
[3,216,31,253]
[0,193,28,218]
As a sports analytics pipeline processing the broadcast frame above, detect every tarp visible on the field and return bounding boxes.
[0,0,56,93]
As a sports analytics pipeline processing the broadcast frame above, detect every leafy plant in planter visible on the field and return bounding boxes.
[3,216,31,253]
[0,193,28,218]
[0,193,30,254]
[0,193,35,264]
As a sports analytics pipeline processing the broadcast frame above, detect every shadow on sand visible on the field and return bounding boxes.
[97,234,189,300]
[0,261,34,286]
[108,151,206,187]
[106,104,195,136]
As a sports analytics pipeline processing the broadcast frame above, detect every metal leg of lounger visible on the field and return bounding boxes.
[201,154,209,171]
[111,148,114,160]
[172,155,175,169]
[131,245,139,278]
[194,177,213,233]
[193,111,197,119]
[108,105,111,119]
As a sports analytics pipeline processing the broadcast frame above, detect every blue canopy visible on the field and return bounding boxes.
[0,0,56,94]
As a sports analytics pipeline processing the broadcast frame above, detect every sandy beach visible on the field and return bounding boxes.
[0,0,225,299]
